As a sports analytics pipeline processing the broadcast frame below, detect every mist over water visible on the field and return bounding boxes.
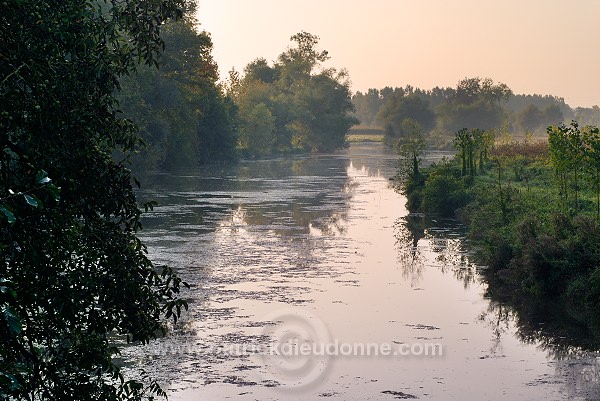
[125,143,600,400]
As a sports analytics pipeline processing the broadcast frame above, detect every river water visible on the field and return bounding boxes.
[126,142,600,400]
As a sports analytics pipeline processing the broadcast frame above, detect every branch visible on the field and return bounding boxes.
[1,63,26,86]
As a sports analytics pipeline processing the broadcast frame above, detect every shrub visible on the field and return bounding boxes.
[420,161,470,217]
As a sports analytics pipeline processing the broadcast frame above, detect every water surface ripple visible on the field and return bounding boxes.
[125,143,600,401]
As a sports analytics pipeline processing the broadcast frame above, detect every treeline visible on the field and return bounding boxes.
[400,122,600,315]
[353,79,600,146]
[119,21,356,171]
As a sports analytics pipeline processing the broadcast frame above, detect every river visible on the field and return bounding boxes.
[125,142,600,400]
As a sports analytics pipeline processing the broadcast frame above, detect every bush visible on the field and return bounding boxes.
[403,172,427,212]
[419,161,470,217]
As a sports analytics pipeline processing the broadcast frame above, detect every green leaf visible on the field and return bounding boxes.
[3,147,19,159]
[0,205,16,223]
[2,306,22,336]
[23,194,39,208]
[36,170,51,184]
[0,281,17,299]
[0,372,21,392]
[46,184,61,202]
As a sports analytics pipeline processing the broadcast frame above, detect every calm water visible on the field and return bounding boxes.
[126,143,600,400]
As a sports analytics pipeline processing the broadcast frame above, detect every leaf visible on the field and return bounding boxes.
[0,372,21,391]
[23,194,39,208]
[2,306,22,336]
[3,147,19,159]
[0,206,16,224]
[36,170,51,184]
[0,283,16,300]
[143,200,158,212]
[45,184,61,202]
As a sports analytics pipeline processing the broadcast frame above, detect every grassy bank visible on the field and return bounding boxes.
[347,125,386,143]
[401,123,600,317]
[347,133,385,143]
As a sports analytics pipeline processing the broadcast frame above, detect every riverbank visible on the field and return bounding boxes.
[400,126,600,345]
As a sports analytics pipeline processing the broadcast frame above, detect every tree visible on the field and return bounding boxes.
[583,126,600,220]
[237,103,275,156]
[277,31,330,76]
[235,78,288,152]
[397,119,427,178]
[352,89,385,126]
[289,69,357,152]
[378,94,435,141]
[453,128,471,176]
[0,1,188,399]
[235,32,356,154]
[543,104,564,126]
[454,77,512,105]
[452,128,490,176]
[243,58,278,84]
[548,122,585,212]
[516,104,544,134]
[120,14,237,170]
[575,105,600,127]
[479,130,495,171]
[438,77,512,132]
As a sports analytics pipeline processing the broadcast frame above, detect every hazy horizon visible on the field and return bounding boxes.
[196,0,600,108]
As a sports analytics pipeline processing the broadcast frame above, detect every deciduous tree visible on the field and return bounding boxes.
[235,32,356,154]
[0,1,189,399]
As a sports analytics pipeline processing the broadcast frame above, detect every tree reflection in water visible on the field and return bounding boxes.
[396,212,600,399]
[394,214,479,288]
[394,214,425,286]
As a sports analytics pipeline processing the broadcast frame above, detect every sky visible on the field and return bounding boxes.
[196,0,600,108]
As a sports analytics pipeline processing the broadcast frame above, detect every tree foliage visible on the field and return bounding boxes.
[233,31,357,155]
[237,103,275,157]
[352,88,387,126]
[516,104,564,135]
[437,78,512,133]
[575,106,600,127]
[378,94,435,141]
[0,1,189,399]
[395,119,427,179]
[120,13,237,170]
[453,128,493,176]
[548,121,600,214]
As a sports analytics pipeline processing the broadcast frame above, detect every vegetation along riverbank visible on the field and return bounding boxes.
[398,121,600,341]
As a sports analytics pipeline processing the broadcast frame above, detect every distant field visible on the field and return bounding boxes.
[347,134,385,142]
[347,126,386,142]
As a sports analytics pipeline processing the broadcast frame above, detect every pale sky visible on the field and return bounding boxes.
[196,0,600,108]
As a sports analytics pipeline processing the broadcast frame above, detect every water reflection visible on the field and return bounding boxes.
[393,214,426,286]
[395,211,600,399]
[486,293,600,355]
[477,300,600,400]
[138,156,353,239]
[124,151,371,392]
[126,143,600,400]
[394,214,479,288]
